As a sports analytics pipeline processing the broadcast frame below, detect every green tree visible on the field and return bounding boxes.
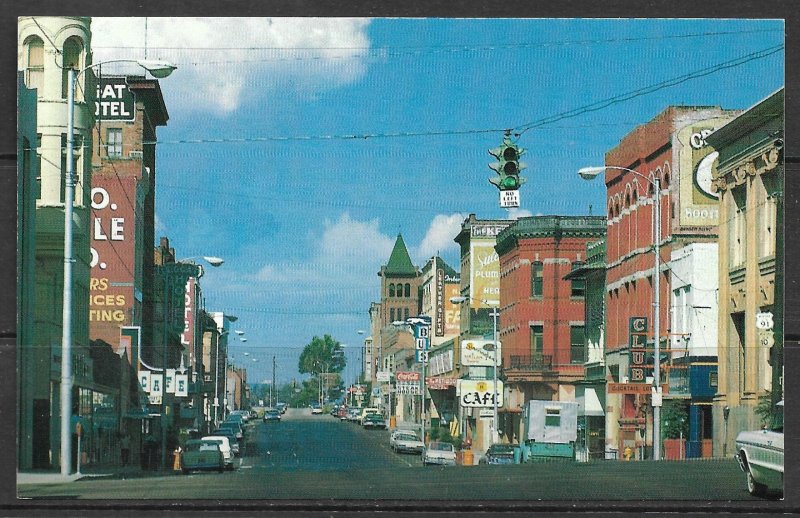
[661,400,689,439]
[298,334,346,376]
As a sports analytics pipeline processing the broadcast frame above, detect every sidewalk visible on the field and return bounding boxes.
[17,464,174,485]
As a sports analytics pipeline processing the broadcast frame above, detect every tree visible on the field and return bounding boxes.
[661,400,689,440]
[298,334,346,375]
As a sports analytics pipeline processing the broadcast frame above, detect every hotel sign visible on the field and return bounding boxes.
[96,77,136,121]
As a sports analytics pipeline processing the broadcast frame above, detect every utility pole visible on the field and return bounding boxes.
[272,355,277,408]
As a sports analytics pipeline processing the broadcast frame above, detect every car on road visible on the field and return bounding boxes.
[201,435,234,470]
[337,406,349,420]
[180,439,225,474]
[219,421,244,441]
[390,430,425,454]
[263,408,282,422]
[735,400,784,497]
[423,441,457,466]
[211,428,240,456]
[359,407,381,425]
[347,408,362,422]
[276,402,287,414]
[229,410,250,423]
[362,413,387,429]
[479,444,516,465]
[310,403,323,414]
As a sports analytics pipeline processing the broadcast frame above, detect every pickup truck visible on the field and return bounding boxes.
[735,400,783,497]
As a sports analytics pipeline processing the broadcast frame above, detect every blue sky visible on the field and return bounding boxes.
[90,17,784,387]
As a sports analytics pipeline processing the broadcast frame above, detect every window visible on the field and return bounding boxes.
[729,188,747,269]
[62,37,84,99]
[25,36,44,92]
[389,284,395,297]
[404,308,409,320]
[530,325,543,355]
[545,408,561,427]
[570,326,585,364]
[390,308,396,323]
[709,371,718,388]
[570,262,585,297]
[107,128,123,158]
[404,283,411,297]
[531,261,543,297]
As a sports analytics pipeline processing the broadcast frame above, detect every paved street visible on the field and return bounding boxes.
[17,409,766,503]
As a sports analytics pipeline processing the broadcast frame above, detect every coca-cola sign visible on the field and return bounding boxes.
[395,371,420,382]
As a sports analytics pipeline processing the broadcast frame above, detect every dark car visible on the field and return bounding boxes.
[219,421,244,440]
[480,444,516,465]
[180,439,225,474]
[263,408,281,422]
[276,402,287,414]
[362,413,387,429]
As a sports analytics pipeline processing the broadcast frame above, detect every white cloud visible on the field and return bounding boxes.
[90,17,372,115]
[415,213,464,261]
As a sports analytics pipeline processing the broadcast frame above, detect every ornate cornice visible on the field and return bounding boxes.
[713,144,782,194]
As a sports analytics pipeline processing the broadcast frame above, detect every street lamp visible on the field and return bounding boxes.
[579,165,663,460]
[60,57,176,476]
[392,317,431,445]
[450,296,501,444]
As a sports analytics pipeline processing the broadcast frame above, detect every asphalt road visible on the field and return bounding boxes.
[16,408,772,506]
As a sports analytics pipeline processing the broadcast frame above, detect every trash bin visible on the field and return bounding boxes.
[462,449,474,466]
[389,416,396,429]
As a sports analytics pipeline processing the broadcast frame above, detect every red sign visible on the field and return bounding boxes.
[181,277,196,360]
[395,371,420,382]
[426,377,457,390]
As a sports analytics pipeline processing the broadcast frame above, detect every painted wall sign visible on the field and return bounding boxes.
[95,76,136,121]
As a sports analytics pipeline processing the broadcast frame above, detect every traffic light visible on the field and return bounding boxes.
[488,134,527,191]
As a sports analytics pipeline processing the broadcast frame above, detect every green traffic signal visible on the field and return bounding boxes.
[488,135,527,191]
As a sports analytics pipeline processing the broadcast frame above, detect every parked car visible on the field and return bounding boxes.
[359,407,381,425]
[201,435,234,469]
[263,408,282,422]
[347,408,362,422]
[362,413,387,429]
[211,428,241,456]
[390,430,425,454]
[229,410,249,423]
[735,400,784,497]
[310,403,323,414]
[180,439,225,474]
[276,402,287,414]
[479,444,515,465]
[423,441,457,466]
[219,421,244,440]
[337,406,349,420]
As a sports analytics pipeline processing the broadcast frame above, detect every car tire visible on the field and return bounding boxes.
[746,468,767,497]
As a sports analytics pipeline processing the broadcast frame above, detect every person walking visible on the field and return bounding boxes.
[120,432,131,466]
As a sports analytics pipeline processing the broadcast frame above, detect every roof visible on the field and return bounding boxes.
[383,234,417,276]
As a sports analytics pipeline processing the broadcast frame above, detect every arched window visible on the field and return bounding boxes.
[404,283,410,297]
[388,283,395,297]
[62,37,84,99]
[24,36,44,92]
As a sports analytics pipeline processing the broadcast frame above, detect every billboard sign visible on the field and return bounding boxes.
[460,339,501,367]
[395,371,420,382]
[95,76,136,121]
[459,379,503,408]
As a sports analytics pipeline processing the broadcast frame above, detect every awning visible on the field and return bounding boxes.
[578,387,605,417]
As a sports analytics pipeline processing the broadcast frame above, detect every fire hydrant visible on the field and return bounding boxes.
[173,446,182,472]
[623,446,633,461]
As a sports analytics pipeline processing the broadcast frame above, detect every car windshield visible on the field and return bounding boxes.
[431,442,453,451]
[267,409,280,415]
[185,441,217,453]
[398,433,418,441]
[489,445,514,454]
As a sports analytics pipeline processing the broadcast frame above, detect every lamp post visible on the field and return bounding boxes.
[60,58,176,476]
[450,296,501,444]
[392,317,431,445]
[579,165,662,460]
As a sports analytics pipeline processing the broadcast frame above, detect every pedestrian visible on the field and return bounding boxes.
[120,432,131,466]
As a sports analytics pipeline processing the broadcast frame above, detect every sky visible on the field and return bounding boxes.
[88,17,784,388]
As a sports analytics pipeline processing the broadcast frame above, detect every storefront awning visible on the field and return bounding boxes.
[579,387,605,417]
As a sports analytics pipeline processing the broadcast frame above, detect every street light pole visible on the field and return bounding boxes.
[60,58,176,476]
[579,165,662,460]
[490,306,500,444]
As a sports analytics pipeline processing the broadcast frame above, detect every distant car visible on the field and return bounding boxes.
[310,403,323,414]
[263,408,282,422]
[362,413,387,429]
[229,410,249,423]
[211,428,240,456]
[358,407,381,425]
[736,400,784,497]
[347,408,362,422]
[180,439,225,474]
[423,441,457,466]
[201,435,234,469]
[276,402,287,414]
[219,421,244,441]
[337,406,349,420]
[479,444,515,465]
[390,430,425,454]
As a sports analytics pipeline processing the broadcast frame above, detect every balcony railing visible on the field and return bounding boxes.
[509,354,553,371]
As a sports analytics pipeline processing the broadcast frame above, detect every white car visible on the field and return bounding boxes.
[390,430,425,454]
[359,407,380,425]
[201,435,234,470]
[310,403,323,414]
[735,400,784,497]
[423,441,457,466]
